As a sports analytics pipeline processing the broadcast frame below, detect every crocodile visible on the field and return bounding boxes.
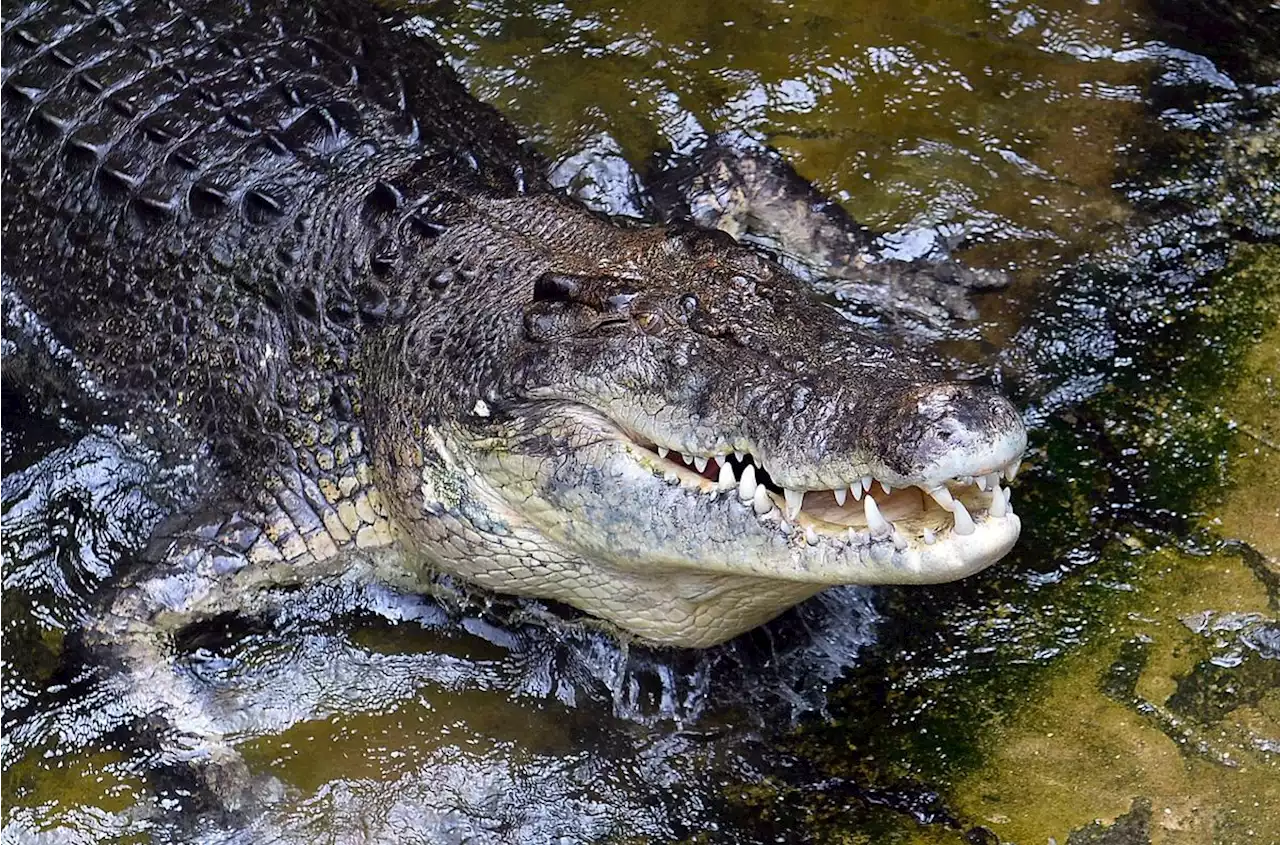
[648,135,1012,328]
[0,0,1026,660]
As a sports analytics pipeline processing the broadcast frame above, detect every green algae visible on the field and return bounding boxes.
[1215,250,1280,567]
[952,543,1278,844]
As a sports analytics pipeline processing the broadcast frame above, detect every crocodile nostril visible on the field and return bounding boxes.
[532,272,582,303]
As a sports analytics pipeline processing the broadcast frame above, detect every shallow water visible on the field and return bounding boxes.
[3,0,1278,843]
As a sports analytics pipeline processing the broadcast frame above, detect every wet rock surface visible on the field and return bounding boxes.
[1067,798,1152,845]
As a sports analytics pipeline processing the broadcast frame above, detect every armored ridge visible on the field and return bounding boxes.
[3,0,1026,649]
[2,0,537,454]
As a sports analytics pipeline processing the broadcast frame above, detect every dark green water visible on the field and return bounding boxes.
[3,1,1278,842]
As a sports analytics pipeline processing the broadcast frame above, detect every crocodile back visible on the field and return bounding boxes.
[1,0,542,450]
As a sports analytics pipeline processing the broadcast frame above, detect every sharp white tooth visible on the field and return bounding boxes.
[861,475,873,494]
[833,487,847,507]
[984,472,1000,491]
[783,488,805,521]
[694,455,708,473]
[718,460,736,490]
[752,485,772,515]
[923,528,936,545]
[864,494,889,536]
[952,500,975,535]
[804,525,819,546]
[928,486,955,511]
[891,527,907,551]
[680,452,691,464]
[959,475,973,486]
[657,446,669,459]
[734,450,745,462]
[883,483,892,495]
[851,480,864,501]
[715,453,727,464]
[976,474,988,491]
[1004,486,1013,504]
[1005,460,1021,481]
[738,464,757,501]
[990,482,1007,517]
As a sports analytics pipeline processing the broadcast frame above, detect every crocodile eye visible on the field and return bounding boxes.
[635,311,666,335]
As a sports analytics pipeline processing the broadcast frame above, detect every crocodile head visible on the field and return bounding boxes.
[376,213,1025,648]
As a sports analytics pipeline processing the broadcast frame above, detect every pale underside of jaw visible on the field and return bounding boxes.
[627,438,1022,551]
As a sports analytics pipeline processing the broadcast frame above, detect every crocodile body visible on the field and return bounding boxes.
[1,0,539,564]
[2,0,1026,655]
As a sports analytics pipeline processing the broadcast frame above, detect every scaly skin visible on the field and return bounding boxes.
[649,137,1011,326]
[2,0,1026,650]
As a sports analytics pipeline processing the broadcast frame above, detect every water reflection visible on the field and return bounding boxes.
[417,0,1151,264]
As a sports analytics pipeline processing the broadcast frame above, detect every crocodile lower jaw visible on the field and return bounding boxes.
[618,434,1023,584]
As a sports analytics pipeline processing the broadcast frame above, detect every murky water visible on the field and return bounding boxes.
[3,1,1278,842]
